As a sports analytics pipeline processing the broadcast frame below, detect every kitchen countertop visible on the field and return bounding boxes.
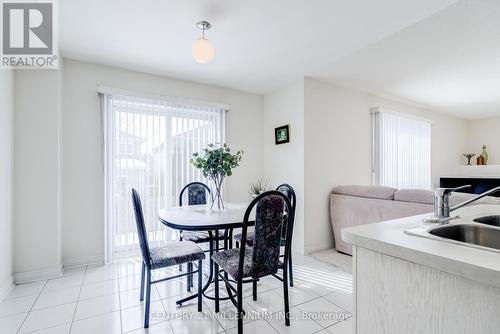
[342,204,500,288]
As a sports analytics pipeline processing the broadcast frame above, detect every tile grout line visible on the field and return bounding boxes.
[262,291,332,330]
[24,278,88,313]
[294,295,346,329]
[157,288,176,334]
[77,289,119,302]
[116,265,124,334]
[261,312,282,334]
[68,266,88,333]
[2,289,45,302]
[22,323,71,334]
[322,320,347,333]
[27,299,82,313]
[58,300,120,323]
[0,295,39,319]
[282,294,327,330]
[16,279,49,334]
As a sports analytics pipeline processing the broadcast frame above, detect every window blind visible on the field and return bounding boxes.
[372,108,431,190]
[101,92,226,261]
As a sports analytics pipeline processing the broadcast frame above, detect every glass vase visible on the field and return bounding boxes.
[210,177,225,211]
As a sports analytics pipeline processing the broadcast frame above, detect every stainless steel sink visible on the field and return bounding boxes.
[473,215,500,227]
[430,224,500,250]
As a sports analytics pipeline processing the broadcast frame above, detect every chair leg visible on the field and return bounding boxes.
[144,269,151,328]
[190,261,194,289]
[288,254,294,287]
[187,262,192,292]
[179,233,183,272]
[191,265,194,289]
[283,265,290,326]
[252,279,258,301]
[197,259,203,312]
[214,262,220,313]
[237,279,243,334]
[140,262,145,301]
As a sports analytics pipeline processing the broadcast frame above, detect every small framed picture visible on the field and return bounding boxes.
[275,125,290,145]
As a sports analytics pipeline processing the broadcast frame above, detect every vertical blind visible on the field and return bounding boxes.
[101,91,226,261]
[373,109,431,189]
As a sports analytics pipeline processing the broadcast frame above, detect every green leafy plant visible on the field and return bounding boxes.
[249,178,268,198]
[191,143,243,210]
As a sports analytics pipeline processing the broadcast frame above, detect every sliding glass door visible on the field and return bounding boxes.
[101,93,225,261]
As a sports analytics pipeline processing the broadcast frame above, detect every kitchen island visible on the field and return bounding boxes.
[342,204,500,334]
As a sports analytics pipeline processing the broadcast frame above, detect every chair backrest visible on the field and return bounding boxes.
[239,191,293,279]
[276,184,296,213]
[276,184,296,243]
[131,189,151,267]
[179,182,211,206]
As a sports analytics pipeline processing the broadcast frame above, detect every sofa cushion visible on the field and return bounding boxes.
[332,185,396,200]
[394,189,500,206]
[394,189,434,205]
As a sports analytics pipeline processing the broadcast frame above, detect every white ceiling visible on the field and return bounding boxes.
[323,0,500,119]
[60,0,500,119]
[59,0,457,94]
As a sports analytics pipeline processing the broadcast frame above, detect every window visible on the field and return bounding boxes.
[372,107,431,189]
[101,90,226,261]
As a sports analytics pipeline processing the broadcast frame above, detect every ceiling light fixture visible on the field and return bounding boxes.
[192,21,214,64]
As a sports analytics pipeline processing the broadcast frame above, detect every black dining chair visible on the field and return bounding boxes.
[131,189,205,328]
[233,184,297,288]
[212,191,294,334]
[178,182,225,289]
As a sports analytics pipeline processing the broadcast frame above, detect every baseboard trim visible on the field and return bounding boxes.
[0,275,14,301]
[14,265,63,284]
[305,241,334,255]
[63,255,104,269]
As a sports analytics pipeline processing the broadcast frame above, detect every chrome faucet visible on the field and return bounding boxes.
[425,185,500,223]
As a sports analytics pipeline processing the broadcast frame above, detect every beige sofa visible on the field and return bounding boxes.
[330,185,500,255]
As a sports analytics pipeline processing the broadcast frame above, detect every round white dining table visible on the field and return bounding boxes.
[158,202,255,306]
[158,202,254,231]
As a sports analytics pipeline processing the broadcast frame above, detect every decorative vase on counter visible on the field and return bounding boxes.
[481,145,489,165]
[477,156,485,165]
[463,153,476,166]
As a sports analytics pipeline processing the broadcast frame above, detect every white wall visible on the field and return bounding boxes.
[302,78,467,253]
[263,80,305,254]
[14,68,63,281]
[62,59,264,263]
[467,118,500,165]
[0,71,14,297]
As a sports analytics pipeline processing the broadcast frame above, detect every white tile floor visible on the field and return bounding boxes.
[0,253,353,334]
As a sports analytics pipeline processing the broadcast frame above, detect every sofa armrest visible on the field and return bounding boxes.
[330,194,433,255]
[332,185,396,200]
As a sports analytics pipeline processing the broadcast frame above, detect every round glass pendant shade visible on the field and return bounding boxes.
[192,38,214,63]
